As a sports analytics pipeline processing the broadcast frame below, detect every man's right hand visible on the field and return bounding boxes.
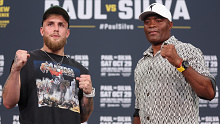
[12,50,30,71]
[2,50,30,109]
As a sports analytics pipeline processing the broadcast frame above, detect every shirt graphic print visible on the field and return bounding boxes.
[34,60,81,113]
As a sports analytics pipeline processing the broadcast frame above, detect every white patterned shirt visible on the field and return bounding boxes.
[134,36,214,124]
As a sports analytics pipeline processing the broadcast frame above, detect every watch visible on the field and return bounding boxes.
[83,87,95,97]
[176,60,189,72]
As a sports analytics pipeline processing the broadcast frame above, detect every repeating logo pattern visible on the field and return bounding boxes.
[0,55,3,77]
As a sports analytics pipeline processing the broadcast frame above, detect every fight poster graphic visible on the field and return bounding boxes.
[34,60,81,113]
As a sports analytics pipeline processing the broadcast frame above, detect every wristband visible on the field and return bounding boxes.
[176,60,189,72]
[177,59,183,68]
[83,87,95,97]
[176,66,185,72]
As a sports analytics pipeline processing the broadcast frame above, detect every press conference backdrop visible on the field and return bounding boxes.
[0,0,219,123]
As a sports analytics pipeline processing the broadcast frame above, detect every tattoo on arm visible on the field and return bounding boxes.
[80,97,94,122]
[14,54,18,62]
[2,57,18,96]
[2,73,12,95]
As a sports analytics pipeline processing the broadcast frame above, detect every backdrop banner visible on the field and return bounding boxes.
[0,0,219,124]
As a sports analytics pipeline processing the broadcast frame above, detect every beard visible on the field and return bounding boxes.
[43,35,67,52]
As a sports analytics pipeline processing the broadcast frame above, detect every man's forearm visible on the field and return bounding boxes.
[133,117,141,124]
[2,69,21,109]
[133,109,140,124]
[182,66,215,100]
[80,96,94,123]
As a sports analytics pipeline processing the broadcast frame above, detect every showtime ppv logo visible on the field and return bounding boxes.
[0,0,3,6]
[44,0,190,20]
[0,0,10,28]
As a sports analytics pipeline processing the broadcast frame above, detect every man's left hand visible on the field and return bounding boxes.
[76,75,92,94]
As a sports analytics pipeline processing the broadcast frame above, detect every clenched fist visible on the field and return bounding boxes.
[12,50,30,71]
[160,44,182,67]
[76,75,92,94]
